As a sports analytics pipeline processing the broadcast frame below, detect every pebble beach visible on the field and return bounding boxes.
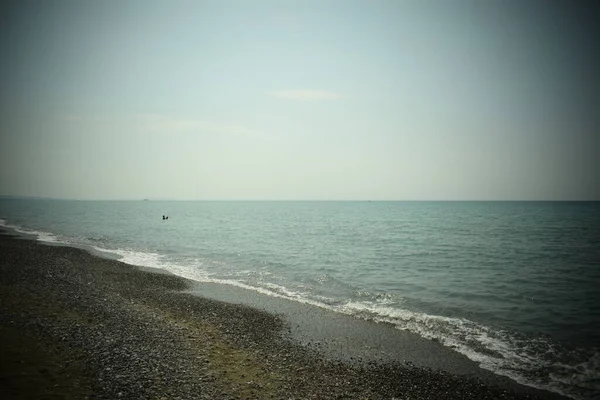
[0,232,567,399]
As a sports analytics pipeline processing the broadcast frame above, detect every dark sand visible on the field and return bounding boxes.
[0,232,567,399]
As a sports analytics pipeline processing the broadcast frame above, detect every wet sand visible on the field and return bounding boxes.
[0,232,566,399]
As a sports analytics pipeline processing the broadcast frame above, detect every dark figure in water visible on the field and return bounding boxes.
[162,215,166,220]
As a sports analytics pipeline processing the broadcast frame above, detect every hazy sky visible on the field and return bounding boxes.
[1,0,598,200]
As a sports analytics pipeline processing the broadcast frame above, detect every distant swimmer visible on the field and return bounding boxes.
[162,215,166,220]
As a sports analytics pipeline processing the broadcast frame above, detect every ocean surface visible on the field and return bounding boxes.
[1,199,599,399]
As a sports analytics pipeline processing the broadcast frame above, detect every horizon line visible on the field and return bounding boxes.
[0,195,598,202]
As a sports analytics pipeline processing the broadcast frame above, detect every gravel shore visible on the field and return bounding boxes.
[0,232,566,399]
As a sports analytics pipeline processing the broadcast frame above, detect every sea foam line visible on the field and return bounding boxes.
[139,256,593,400]
[0,219,593,399]
[105,243,592,399]
[0,219,60,243]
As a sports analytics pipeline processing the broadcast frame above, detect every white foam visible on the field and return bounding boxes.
[12,226,589,400]
[108,248,165,269]
[333,299,595,399]
[0,217,592,399]
[112,256,576,398]
[0,219,60,243]
[89,248,328,310]
[545,351,600,399]
[148,271,585,398]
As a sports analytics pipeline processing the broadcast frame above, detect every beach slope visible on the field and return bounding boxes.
[0,233,564,399]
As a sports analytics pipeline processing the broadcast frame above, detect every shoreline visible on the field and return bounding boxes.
[185,282,541,385]
[0,231,568,399]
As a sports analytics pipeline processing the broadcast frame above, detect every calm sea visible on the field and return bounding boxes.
[1,199,599,399]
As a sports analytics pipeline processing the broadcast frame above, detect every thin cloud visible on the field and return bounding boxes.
[267,90,342,101]
[61,114,253,135]
[135,114,252,135]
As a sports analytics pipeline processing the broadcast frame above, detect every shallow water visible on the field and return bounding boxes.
[1,199,599,399]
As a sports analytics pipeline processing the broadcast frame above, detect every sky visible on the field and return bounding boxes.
[0,0,598,200]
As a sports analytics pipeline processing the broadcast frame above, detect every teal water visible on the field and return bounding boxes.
[1,199,599,399]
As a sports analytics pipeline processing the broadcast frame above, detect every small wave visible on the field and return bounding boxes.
[334,299,596,400]
[108,248,166,269]
[0,219,61,243]
[0,217,594,399]
[545,350,600,399]
[89,247,337,310]
[95,246,593,400]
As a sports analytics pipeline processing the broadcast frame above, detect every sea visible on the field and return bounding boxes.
[1,199,598,399]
